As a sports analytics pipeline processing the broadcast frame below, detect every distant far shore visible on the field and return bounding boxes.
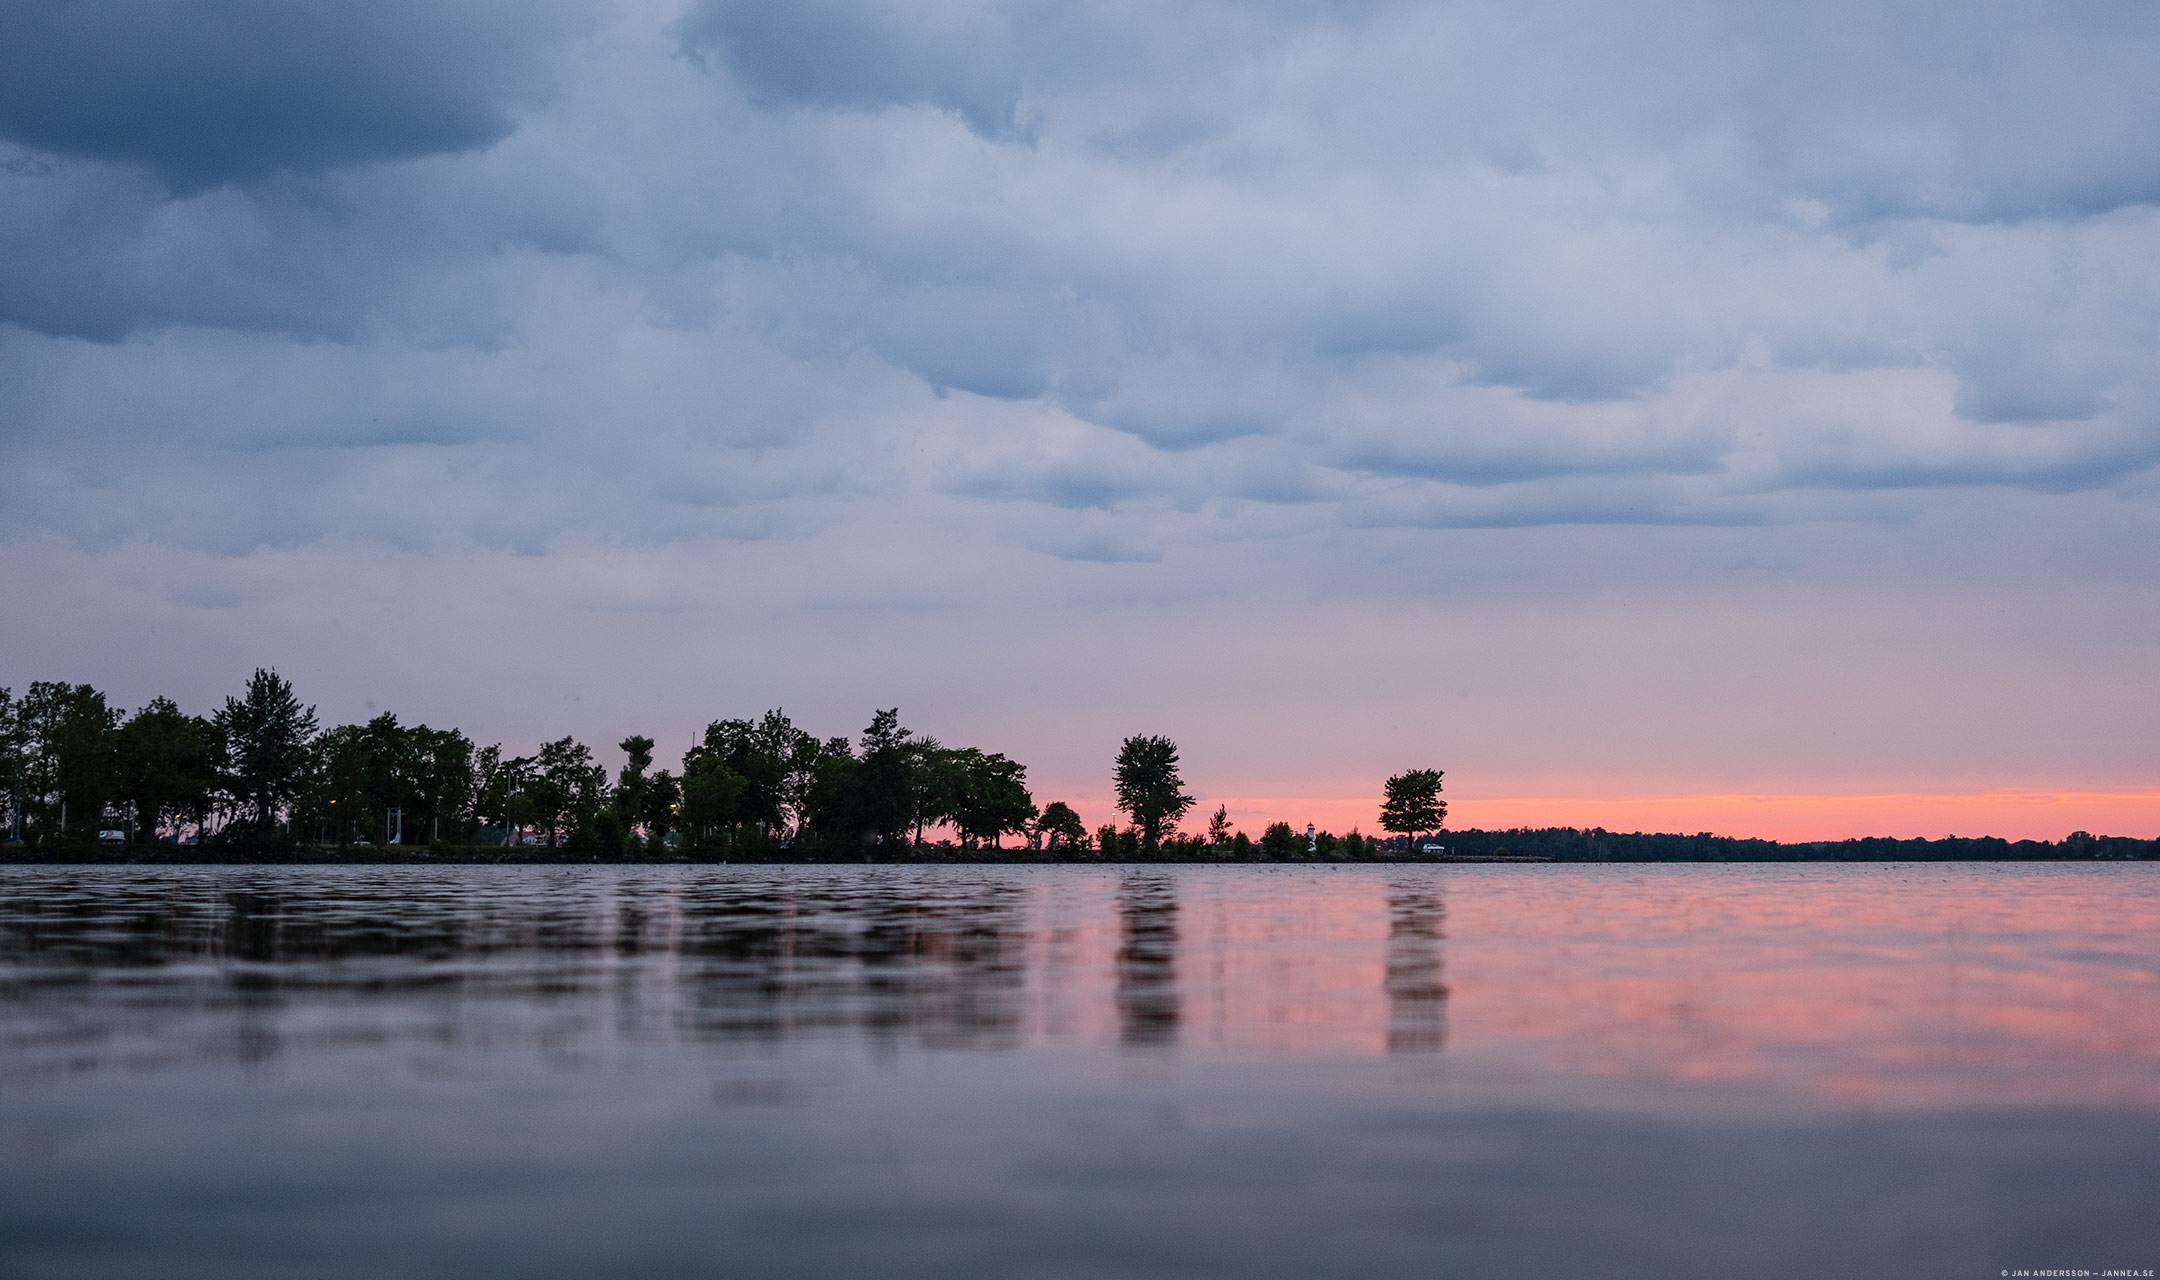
[7,827,2152,866]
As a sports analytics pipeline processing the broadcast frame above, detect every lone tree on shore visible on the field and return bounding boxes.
[1113,734,1195,853]
[217,668,318,839]
[1380,768,1446,853]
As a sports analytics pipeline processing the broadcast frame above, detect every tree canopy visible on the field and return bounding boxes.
[1113,734,1195,852]
[1379,769,1447,847]
[1038,801,1086,850]
[216,669,318,838]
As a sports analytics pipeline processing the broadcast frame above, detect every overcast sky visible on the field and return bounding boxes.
[4,0,2157,838]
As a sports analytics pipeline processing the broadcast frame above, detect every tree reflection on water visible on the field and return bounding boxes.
[1116,874,1180,1048]
[4,864,2158,1114]
[1385,882,1447,1054]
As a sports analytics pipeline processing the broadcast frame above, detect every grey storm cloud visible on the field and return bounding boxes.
[0,0,584,191]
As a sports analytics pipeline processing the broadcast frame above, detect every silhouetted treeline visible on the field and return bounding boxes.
[0,673,1045,859]
[3,671,2150,862]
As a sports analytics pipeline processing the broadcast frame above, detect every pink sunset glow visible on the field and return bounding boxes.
[1037,784,2160,845]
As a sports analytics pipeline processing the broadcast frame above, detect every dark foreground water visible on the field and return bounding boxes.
[2,864,2156,1279]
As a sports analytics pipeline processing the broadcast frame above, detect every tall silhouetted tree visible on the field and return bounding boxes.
[217,669,318,841]
[1380,768,1447,853]
[1113,734,1194,853]
[856,709,918,847]
[613,735,656,838]
[1205,804,1232,845]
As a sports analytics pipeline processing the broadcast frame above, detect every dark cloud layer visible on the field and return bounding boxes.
[0,0,581,190]
[1,0,2156,585]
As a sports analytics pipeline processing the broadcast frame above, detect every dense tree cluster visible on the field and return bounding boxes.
[1,680,230,849]
[0,675,1285,860]
[0,674,1055,856]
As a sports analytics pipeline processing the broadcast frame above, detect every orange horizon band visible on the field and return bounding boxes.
[1032,788,2160,844]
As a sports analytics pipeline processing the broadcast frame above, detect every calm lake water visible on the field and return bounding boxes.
[3,863,2156,1278]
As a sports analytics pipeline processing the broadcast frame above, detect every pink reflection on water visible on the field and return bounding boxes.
[1031,865,2160,1113]
[1442,866,2160,1110]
